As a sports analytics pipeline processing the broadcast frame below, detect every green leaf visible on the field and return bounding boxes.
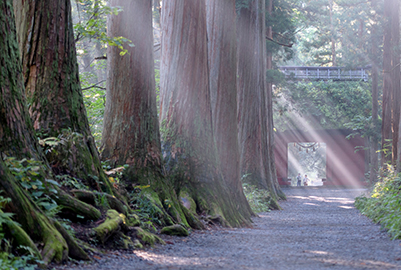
[45,179,61,186]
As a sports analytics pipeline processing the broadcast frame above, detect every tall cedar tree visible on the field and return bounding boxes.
[237,0,281,204]
[101,0,194,227]
[206,0,253,222]
[160,0,250,227]
[0,0,90,263]
[371,22,380,180]
[13,0,114,193]
[102,0,161,180]
[266,0,284,199]
[381,0,400,167]
[390,0,400,167]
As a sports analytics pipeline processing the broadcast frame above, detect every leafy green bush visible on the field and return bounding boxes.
[242,183,272,213]
[355,169,401,239]
[0,194,42,270]
[0,251,40,270]
[129,186,163,228]
[4,157,59,217]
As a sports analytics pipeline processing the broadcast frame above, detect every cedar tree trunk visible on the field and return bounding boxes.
[13,0,113,193]
[391,0,400,167]
[266,0,284,199]
[101,0,192,227]
[237,0,279,202]
[0,1,74,263]
[206,0,253,222]
[160,0,250,227]
[381,0,393,166]
[102,0,161,175]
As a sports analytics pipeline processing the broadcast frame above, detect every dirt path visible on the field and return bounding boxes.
[55,188,401,270]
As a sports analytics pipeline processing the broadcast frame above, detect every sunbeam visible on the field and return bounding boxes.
[275,108,366,187]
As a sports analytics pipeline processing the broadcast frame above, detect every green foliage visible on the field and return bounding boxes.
[355,168,401,239]
[0,194,42,270]
[275,80,372,131]
[344,114,382,140]
[0,249,40,270]
[235,0,251,13]
[0,195,14,230]
[4,158,59,217]
[56,174,89,190]
[81,72,106,145]
[266,0,297,63]
[290,0,383,68]
[73,0,133,56]
[242,182,272,213]
[129,186,163,227]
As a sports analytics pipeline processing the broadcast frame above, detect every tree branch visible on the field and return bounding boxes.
[266,36,293,48]
[81,80,106,91]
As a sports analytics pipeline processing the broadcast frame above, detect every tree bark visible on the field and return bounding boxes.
[206,0,253,222]
[266,0,285,199]
[102,0,195,227]
[391,0,400,167]
[329,0,336,66]
[0,5,69,258]
[160,0,250,227]
[237,0,280,202]
[371,62,379,179]
[381,0,393,166]
[13,0,114,194]
[102,0,161,176]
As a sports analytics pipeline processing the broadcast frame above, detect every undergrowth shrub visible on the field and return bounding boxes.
[4,157,59,217]
[355,168,401,239]
[242,183,272,213]
[0,193,42,270]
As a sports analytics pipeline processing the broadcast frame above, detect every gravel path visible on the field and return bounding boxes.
[54,187,401,270]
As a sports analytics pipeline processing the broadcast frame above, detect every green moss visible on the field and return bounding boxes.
[2,214,42,259]
[127,214,140,227]
[115,232,134,250]
[94,210,126,244]
[133,239,143,249]
[134,227,165,247]
[160,224,189,236]
[179,190,197,213]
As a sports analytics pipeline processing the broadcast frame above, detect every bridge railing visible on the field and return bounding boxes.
[279,66,369,81]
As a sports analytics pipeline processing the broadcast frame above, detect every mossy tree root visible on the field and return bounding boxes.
[93,209,128,244]
[0,163,68,264]
[53,220,89,261]
[71,189,127,216]
[51,190,101,221]
[133,227,165,247]
[1,210,42,259]
[122,167,192,228]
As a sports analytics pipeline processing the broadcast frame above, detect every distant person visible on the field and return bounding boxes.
[303,175,309,186]
[296,173,302,186]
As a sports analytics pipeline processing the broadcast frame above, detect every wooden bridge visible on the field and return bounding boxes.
[279,66,370,81]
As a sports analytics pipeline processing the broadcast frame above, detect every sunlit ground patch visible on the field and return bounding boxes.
[133,250,203,267]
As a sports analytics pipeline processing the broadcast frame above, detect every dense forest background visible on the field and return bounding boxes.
[1,0,401,268]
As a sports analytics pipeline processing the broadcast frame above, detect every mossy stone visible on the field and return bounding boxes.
[160,224,189,237]
[133,239,143,249]
[133,227,165,247]
[179,190,197,213]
